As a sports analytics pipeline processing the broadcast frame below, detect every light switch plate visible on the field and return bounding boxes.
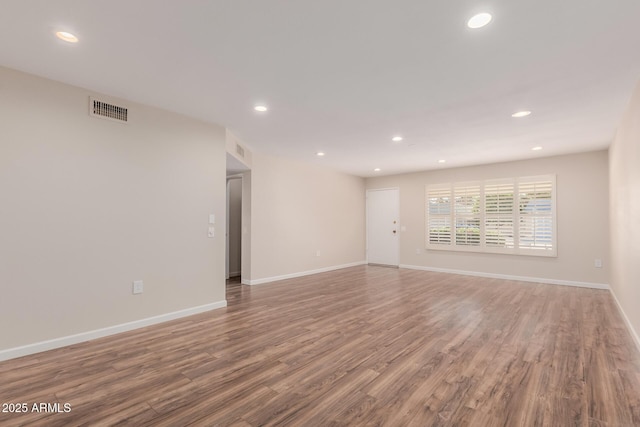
[209,214,215,224]
[208,226,215,238]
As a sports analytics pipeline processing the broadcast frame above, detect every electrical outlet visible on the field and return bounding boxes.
[132,280,144,294]
[594,259,602,268]
[208,226,215,238]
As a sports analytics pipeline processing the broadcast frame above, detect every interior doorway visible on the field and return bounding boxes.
[226,150,251,285]
[226,176,242,279]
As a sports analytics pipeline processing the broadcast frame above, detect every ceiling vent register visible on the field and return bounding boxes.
[89,97,128,123]
[236,143,245,158]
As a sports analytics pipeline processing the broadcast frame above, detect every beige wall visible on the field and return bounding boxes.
[0,67,227,351]
[250,153,366,281]
[241,170,252,282]
[366,151,610,285]
[609,80,640,346]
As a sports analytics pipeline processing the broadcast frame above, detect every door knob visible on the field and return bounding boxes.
[393,230,397,234]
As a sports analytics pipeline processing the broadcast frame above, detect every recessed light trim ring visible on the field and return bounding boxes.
[512,110,532,118]
[467,13,492,29]
[55,31,78,43]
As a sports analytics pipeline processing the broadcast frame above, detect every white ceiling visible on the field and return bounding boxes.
[2,1,639,177]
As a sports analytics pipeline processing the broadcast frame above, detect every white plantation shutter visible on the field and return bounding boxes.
[484,181,514,249]
[454,184,481,246]
[426,174,556,256]
[426,185,452,245]
[518,177,555,254]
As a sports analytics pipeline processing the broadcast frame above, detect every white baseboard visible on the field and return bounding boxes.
[609,289,640,354]
[246,261,367,285]
[399,264,610,290]
[0,300,227,362]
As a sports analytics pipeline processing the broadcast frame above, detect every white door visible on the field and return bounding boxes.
[366,188,399,266]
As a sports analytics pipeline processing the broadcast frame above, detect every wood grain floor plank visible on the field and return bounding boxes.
[1,266,639,426]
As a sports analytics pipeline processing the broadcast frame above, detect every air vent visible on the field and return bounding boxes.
[236,143,245,158]
[89,97,128,123]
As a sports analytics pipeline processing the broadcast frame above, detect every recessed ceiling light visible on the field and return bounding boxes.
[532,146,543,151]
[512,110,532,118]
[438,159,446,163]
[55,31,78,43]
[316,152,325,157]
[467,13,492,29]
[392,136,403,142]
[374,168,381,172]
[254,105,268,112]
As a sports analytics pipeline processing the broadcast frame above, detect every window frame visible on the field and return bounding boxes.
[425,175,557,257]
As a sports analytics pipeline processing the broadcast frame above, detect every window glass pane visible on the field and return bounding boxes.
[428,218,451,244]
[428,194,450,215]
[485,218,514,248]
[454,185,480,215]
[455,218,480,246]
[519,216,553,249]
[519,181,552,213]
[485,184,514,214]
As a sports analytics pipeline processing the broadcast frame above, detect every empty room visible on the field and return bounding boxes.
[1,1,640,426]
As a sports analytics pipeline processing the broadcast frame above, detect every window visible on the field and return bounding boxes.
[518,179,554,252]
[484,180,514,249]
[454,184,481,247]
[426,175,556,256]
[427,185,451,245]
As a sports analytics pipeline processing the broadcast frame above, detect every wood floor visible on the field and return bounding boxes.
[1,266,640,426]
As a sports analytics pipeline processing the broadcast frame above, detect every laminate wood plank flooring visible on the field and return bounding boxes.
[1,266,640,426]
